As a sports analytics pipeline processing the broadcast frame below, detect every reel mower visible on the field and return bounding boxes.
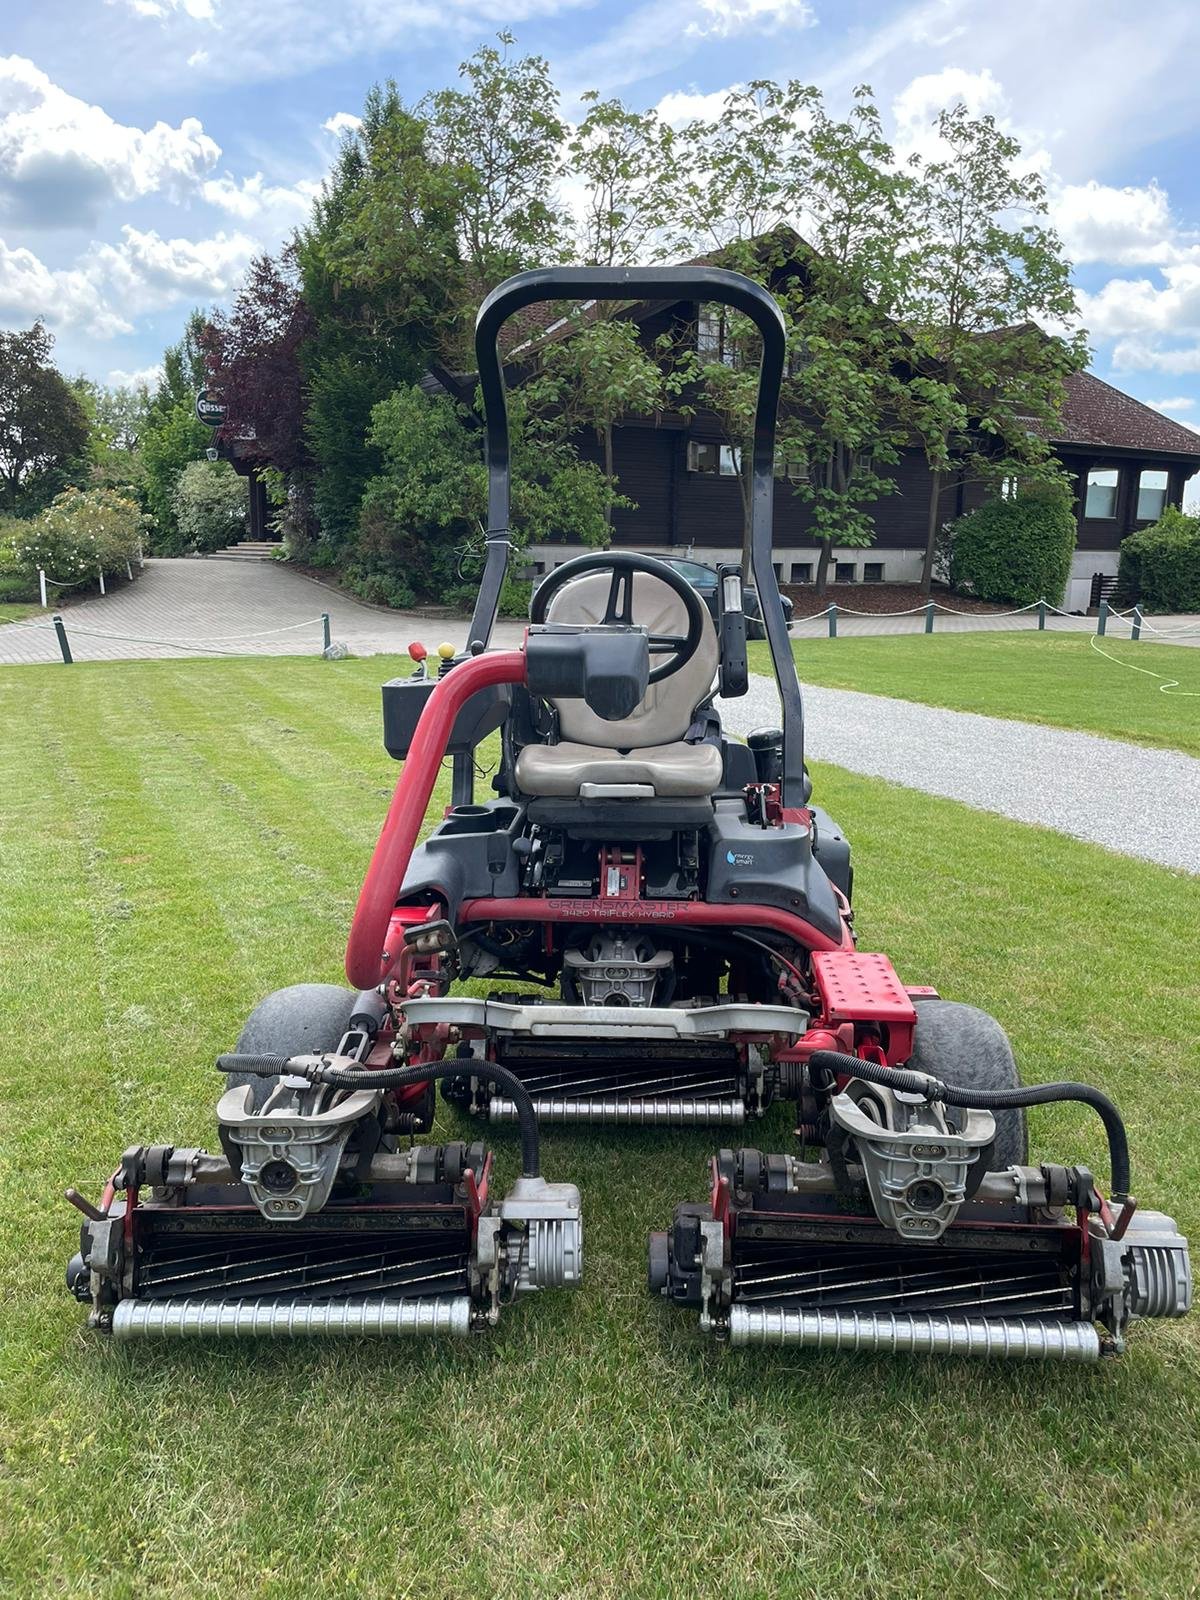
[67,264,1190,1357]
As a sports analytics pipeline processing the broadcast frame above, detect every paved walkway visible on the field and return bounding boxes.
[718,678,1200,875]
[0,558,526,665]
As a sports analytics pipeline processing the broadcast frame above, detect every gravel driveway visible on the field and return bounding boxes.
[719,677,1200,875]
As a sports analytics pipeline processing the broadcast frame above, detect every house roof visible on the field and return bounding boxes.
[1050,369,1200,458]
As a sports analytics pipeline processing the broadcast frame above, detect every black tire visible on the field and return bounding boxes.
[910,998,1028,1169]
[227,983,360,1111]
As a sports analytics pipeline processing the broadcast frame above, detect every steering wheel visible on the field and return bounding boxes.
[529,552,708,685]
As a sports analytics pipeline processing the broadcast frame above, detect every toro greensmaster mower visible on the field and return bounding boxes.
[67,266,1189,1358]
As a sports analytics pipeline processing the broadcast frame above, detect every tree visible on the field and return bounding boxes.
[569,95,673,266]
[356,385,611,608]
[423,33,569,306]
[656,84,916,591]
[295,84,447,546]
[201,248,312,473]
[0,323,90,513]
[902,104,1087,592]
[80,381,151,494]
[526,313,665,530]
[172,459,248,554]
[142,312,211,550]
[780,89,919,594]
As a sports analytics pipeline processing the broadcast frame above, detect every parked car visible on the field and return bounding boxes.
[662,557,794,640]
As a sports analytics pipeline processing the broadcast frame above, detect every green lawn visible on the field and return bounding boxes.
[747,630,1200,757]
[2,655,1199,1600]
[0,602,41,626]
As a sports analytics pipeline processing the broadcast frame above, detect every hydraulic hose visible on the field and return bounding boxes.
[217,1053,542,1178]
[809,1048,1131,1199]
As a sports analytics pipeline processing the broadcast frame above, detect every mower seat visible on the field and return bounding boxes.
[516,570,722,799]
[516,739,723,797]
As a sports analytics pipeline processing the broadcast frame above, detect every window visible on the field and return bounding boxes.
[863,561,884,582]
[696,307,738,367]
[835,563,857,583]
[687,439,740,476]
[1000,476,1019,501]
[1085,467,1120,519]
[1136,468,1168,522]
[789,561,813,583]
[775,453,809,482]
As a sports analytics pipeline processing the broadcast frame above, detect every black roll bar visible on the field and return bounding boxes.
[468,265,806,804]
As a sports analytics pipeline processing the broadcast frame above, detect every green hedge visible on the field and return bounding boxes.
[1117,506,1200,612]
[950,485,1076,607]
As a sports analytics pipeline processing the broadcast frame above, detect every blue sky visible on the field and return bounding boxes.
[4,0,1200,484]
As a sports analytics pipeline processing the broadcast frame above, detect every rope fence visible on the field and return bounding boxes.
[5,611,335,664]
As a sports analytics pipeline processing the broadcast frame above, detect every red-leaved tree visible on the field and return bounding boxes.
[201,247,313,472]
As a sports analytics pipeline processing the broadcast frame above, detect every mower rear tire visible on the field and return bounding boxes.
[228,983,360,1111]
[910,998,1028,1169]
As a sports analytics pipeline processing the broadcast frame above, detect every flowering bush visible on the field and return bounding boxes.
[2,488,148,592]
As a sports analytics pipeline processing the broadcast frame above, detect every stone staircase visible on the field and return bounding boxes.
[211,539,280,562]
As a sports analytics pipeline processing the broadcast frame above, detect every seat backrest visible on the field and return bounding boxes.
[541,570,718,749]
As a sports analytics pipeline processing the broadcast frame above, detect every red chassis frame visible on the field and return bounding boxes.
[345,647,933,1076]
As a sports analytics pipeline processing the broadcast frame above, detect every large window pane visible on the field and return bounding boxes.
[1085,467,1119,519]
[1136,468,1168,522]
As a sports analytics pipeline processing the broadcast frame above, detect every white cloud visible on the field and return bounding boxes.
[322,112,361,137]
[201,171,320,230]
[1112,338,1200,375]
[1079,265,1200,340]
[1055,179,1200,268]
[0,237,131,335]
[0,223,257,339]
[111,0,216,17]
[685,0,814,41]
[92,224,257,309]
[1146,396,1194,413]
[107,362,164,390]
[654,86,744,127]
[0,55,219,226]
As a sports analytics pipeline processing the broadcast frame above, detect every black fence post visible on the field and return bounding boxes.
[1098,600,1108,637]
[52,614,73,665]
[827,603,837,639]
[321,612,331,653]
[925,600,935,634]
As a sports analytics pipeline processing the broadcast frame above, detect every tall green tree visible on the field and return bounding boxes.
[526,314,666,531]
[782,88,919,594]
[569,95,673,266]
[902,104,1086,592]
[296,84,450,546]
[0,323,90,514]
[79,380,151,494]
[142,311,211,549]
[423,33,569,307]
[661,82,915,592]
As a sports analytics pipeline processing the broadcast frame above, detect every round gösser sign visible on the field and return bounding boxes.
[195,388,227,427]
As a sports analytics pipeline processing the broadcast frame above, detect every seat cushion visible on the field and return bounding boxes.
[541,571,718,748]
[516,739,724,798]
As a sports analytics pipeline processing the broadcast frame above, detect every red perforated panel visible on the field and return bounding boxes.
[811,950,916,1023]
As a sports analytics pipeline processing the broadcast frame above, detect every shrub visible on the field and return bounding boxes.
[949,483,1076,606]
[2,488,147,592]
[172,460,248,554]
[1117,505,1200,612]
